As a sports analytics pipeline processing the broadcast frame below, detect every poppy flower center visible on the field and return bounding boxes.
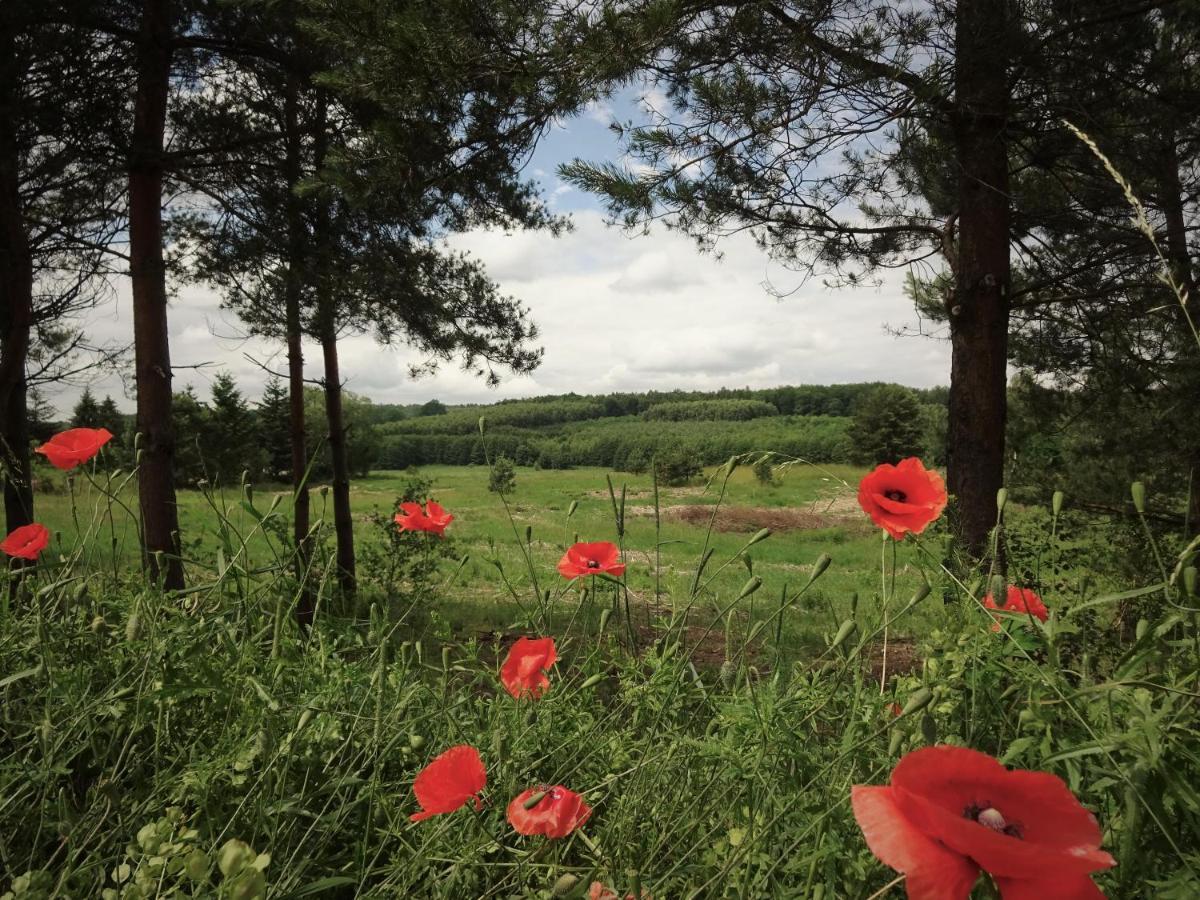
[964,803,1023,839]
[586,559,600,569]
[884,489,908,502]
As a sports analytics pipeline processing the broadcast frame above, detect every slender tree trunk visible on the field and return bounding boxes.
[283,72,313,622]
[1156,138,1200,533]
[310,91,354,596]
[319,308,356,596]
[0,12,33,535]
[129,0,183,589]
[947,0,1012,560]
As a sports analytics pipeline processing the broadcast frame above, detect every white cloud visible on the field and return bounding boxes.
[44,210,950,416]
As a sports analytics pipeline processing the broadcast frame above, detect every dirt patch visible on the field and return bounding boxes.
[662,504,861,534]
[865,637,921,685]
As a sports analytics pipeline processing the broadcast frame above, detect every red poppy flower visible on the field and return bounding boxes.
[394,500,453,537]
[35,427,114,471]
[507,785,591,838]
[857,458,947,541]
[409,744,487,822]
[423,500,453,537]
[500,636,557,699]
[983,586,1049,632]
[852,745,1114,899]
[557,541,625,579]
[0,523,50,561]
[590,884,651,900]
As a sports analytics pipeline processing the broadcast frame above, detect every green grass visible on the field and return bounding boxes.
[4,459,1199,897]
[29,461,937,656]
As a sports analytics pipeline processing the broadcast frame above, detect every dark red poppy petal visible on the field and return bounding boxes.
[852,786,980,900]
[891,747,1113,879]
[994,874,1106,899]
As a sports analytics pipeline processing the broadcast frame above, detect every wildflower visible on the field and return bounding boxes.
[857,458,947,540]
[590,883,652,899]
[983,586,1049,632]
[852,745,1114,898]
[394,500,453,537]
[0,523,50,561]
[500,636,557,699]
[507,785,591,838]
[409,745,486,822]
[35,427,113,471]
[557,541,625,579]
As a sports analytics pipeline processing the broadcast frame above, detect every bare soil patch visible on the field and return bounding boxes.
[662,503,863,534]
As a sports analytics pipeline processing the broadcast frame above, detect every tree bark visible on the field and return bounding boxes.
[129,0,183,589]
[319,308,356,596]
[948,0,1012,560]
[283,72,313,622]
[1156,138,1200,534]
[310,91,355,597]
[0,12,34,536]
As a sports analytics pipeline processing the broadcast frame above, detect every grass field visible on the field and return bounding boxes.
[30,460,944,658]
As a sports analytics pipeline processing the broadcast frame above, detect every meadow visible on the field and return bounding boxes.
[3,456,1198,898]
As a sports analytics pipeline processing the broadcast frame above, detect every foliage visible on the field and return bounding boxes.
[488,455,516,495]
[641,399,778,421]
[845,384,929,466]
[2,463,1198,897]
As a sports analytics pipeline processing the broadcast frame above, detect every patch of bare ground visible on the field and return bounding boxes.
[865,637,921,685]
[662,503,864,534]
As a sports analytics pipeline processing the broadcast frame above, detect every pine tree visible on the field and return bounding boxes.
[71,388,102,428]
[208,372,262,485]
[257,377,292,483]
[846,386,927,466]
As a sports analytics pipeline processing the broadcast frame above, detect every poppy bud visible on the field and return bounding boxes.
[126,613,142,642]
[908,583,931,606]
[478,416,486,435]
[523,790,547,810]
[553,874,580,896]
[1052,490,1064,516]
[1130,481,1145,513]
[900,687,933,718]
[920,712,937,745]
[1136,618,1149,640]
[988,575,1006,605]
[319,485,329,497]
[241,469,251,488]
[996,487,1008,514]
[296,708,314,732]
[808,553,832,584]
[850,592,859,617]
[1184,566,1197,597]
[831,619,857,650]
[442,647,451,671]
[525,525,532,544]
[736,576,762,601]
[408,733,425,751]
[580,673,606,690]
[90,615,105,632]
[598,608,612,635]
[567,500,578,519]
[888,730,904,756]
[747,527,772,547]
[243,483,253,504]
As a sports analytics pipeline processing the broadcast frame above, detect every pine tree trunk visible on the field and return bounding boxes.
[319,309,356,596]
[129,0,183,589]
[283,72,313,623]
[948,0,1012,560]
[0,15,33,534]
[1156,139,1200,534]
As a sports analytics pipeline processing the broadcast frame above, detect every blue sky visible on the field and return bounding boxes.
[49,85,951,416]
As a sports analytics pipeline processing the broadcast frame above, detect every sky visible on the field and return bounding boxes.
[45,87,951,417]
